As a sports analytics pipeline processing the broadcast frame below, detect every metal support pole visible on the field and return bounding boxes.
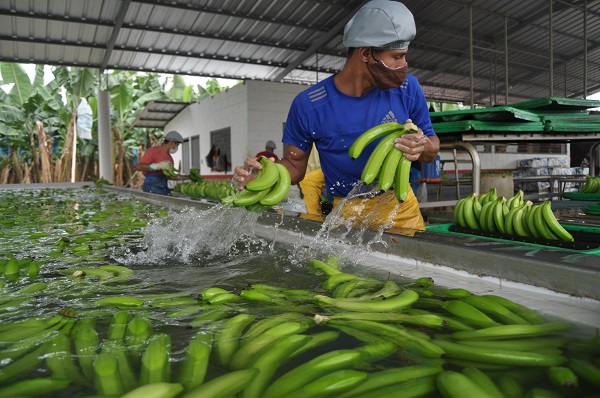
[504,15,509,104]
[549,0,554,96]
[469,6,474,108]
[441,142,481,197]
[98,76,113,183]
[564,62,568,97]
[583,0,588,98]
[590,141,599,177]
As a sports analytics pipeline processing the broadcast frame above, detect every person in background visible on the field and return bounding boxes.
[255,140,280,161]
[234,0,439,231]
[136,130,188,195]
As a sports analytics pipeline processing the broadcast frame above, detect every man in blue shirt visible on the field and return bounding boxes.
[234,0,439,231]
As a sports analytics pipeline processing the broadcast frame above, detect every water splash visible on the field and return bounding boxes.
[304,183,396,265]
[117,204,266,265]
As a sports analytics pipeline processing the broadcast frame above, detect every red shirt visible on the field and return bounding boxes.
[255,151,279,161]
[140,146,173,175]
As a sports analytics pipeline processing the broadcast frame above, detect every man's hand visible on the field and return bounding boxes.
[232,157,262,190]
[148,160,173,171]
[394,119,431,162]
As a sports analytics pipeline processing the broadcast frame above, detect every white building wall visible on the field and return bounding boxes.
[166,80,306,176]
[166,83,250,175]
[246,81,306,159]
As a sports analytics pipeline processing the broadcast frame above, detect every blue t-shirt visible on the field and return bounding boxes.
[283,74,435,198]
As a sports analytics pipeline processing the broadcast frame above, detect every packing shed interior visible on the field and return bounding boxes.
[1,0,599,106]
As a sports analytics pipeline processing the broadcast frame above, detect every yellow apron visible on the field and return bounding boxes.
[299,168,425,231]
[299,169,326,215]
[332,188,425,231]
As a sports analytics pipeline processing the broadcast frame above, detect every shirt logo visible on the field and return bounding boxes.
[381,111,397,124]
[308,86,327,102]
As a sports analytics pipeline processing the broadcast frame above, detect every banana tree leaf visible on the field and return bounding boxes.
[111,83,133,119]
[33,65,45,87]
[35,85,64,112]
[0,124,20,136]
[0,63,33,105]
[72,68,96,102]
[166,75,187,101]
[0,105,24,123]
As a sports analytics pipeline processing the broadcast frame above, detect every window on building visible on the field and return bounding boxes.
[210,128,231,173]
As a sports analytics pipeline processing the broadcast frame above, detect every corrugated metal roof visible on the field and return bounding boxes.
[0,0,598,105]
[132,100,189,128]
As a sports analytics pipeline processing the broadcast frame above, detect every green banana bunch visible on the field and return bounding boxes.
[140,333,172,385]
[0,378,71,397]
[504,201,530,236]
[462,367,505,398]
[535,201,574,242]
[455,188,502,230]
[314,288,419,312]
[454,193,481,229]
[214,313,256,367]
[433,338,567,367]
[181,368,258,398]
[188,168,203,183]
[436,370,498,398]
[348,122,419,203]
[548,366,579,388]
[228,320,311,370]
[568,358,600,389]
[348,122,406,160]
[224,157,291,209]
[454,188,575,243]
[75,324,100,380]
[162,168,179,177]
[284,369,368,398]
[360,131,404,185]
[121,383,184,398]
[261,349,365,398]
[336,363,443,398]
[177,332,212,390]
[578,175,600,193]
[242,334,312,398]
[94,351,125,396]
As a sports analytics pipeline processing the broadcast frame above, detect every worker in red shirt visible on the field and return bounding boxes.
[137,131,188,195]
[255,140,280,161]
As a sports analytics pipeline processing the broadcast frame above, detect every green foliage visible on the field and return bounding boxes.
[1,63,33,105]
[0,63,238,183]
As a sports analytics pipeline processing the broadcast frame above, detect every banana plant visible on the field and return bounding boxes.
[50,66,97,182]
[0,63,65,183]
[107,71,165,186]
[197,78,229,100]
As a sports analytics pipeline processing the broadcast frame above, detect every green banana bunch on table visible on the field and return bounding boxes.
[188,168,203,183]
[348,121,419,203]
[578,175,600,193]
[223,156,291,209]
[454,188,574,242]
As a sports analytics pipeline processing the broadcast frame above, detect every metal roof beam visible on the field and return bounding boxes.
[0,9,114,26]
[131,0,330,33]
[100,0,131,71]
[272,0,369,81]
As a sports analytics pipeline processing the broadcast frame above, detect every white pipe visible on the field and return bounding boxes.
[97,89,113,183]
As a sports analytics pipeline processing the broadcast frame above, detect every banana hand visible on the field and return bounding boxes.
[361,132,403,184]
[260,163,291,206]
[245,157,279,191]
[348,122,404,160]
